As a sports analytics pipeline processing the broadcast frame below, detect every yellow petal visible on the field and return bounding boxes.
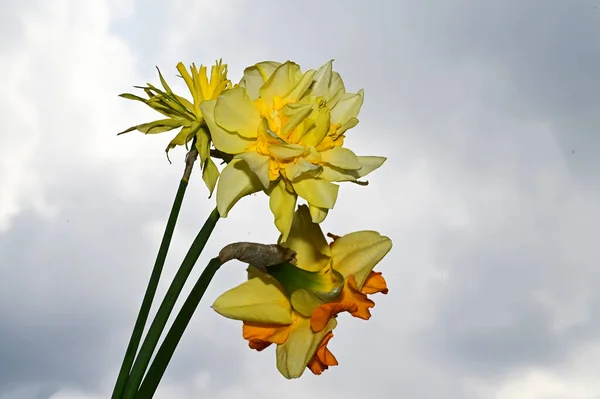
[200,100,254,154]
[260,61,303,105]
[290,289,328,317]
[268,143,306,160]
[308,204,328,223]
[212,274,293,324]
[298,107,330,147]
[195,125,211,162]
[337,117,359,135]
[328,72,346,106]
[331,89,364,125]
[280,205,331,271]
[284,69,316,103]
[320,147,362,170]
[276,316,337,379]
[255,61,282,81]
[202,157,220,197]
[238,151,271,189]
[216,159,263,217]
[292,178,339,209]
[269,180,298,241]
[319,165,356,182]
[331,231,392,288]
[280,103,314,138]
[214,87,261,138]
[310,60,334,98]
[239,66,265,101]
[285,158,321,181]
[355,156,387,178]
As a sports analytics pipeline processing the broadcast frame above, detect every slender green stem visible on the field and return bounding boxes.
[111,179,188,399]
[135,257,222,399]
[122,207,220,399]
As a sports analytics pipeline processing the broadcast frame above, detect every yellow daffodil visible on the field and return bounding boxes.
[200,60,386,240]
[119,60,231,193]
[212,205,392,378]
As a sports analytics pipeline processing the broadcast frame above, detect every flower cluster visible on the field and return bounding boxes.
[120,59,391,379]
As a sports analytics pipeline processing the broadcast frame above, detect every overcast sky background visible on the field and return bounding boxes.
[1,0,600,398]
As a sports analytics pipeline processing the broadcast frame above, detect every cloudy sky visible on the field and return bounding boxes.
[2,0,600,398]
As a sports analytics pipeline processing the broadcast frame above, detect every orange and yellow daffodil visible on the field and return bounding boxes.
[119,60,231,193]
[212,205,392,378]
[200,60,386,240]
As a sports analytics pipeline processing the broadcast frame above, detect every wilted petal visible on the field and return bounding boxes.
[276,316,337,379]
[214,87,261,138]
[331,231,392,288]
[216,158,263,217]
[212,274,293,324]
[200,100,254,154]
[292,178,339,209]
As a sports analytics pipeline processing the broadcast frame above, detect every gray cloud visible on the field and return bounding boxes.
[3,0,600,398]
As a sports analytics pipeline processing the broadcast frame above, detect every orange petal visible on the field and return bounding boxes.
[361,271,389,295]
[346,275,376,320]
[311,301,357,332]
[310,275,376,332]
[307,331,338,375]
[242,321,292,351]
[248,340,272,351]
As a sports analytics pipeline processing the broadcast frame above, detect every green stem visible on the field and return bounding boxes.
[135,257,222,399]
[111,179,188,399]
[122,207,220,399]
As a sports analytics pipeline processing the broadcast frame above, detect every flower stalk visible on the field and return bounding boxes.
[121,207,220,399]
[111,144,199,399]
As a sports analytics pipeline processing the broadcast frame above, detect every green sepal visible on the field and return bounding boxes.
[267,262,344,313]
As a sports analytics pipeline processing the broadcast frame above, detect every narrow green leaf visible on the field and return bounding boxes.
[119,93,150,102]
[156,67,174,94]
[136,118,185,134]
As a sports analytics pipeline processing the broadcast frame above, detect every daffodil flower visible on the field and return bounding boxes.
[212,205,392,378]
[200,60,386,240]
[119,60,231,194]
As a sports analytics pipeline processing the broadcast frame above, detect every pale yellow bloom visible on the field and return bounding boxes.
[200,60,386,240]
[119,60,231,192]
